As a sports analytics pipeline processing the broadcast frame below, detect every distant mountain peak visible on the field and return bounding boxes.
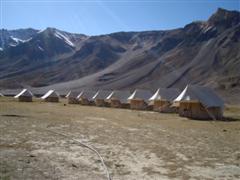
[208,8,240,26]
[43,27,58,33]
[38,27,57,35]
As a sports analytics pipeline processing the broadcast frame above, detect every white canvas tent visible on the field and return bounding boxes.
[14,89,33,102]
[149,88,180,112]
[0,93,4,97]
[128,89,152,102]
[106,90,131,108]
[174,85,224,108]
[174,85,224,119]
[67,91,80,104]
[77,90,96,105]
[92,90,112,106]
[92,90,112,100]
[106,90,131,104]
[128,89,152,110]
[77,90,96,100]
[41,90,59,102]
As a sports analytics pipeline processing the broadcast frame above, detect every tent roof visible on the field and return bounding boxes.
[65,91,71,98]
[41,90,59,99]
[57,89,70,96]
[128,89,152,101]
[106,90,131,103]
[1,89,21,96]
[92,90,112,100]
[14,89,33,98]
[77,90,97,99]
[149,88,180,101]
[174,85,224,108]
[67,91,80,98]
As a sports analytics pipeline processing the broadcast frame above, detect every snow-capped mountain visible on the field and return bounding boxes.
[0,27,87,62]
[0,27,83,50]
[0,28,39,49]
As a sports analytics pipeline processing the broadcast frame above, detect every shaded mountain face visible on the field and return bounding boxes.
[0,8,239,103]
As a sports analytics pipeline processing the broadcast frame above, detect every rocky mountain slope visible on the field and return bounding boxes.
[0,8,239,103]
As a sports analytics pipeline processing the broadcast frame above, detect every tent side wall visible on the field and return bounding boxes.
[68,97,79,104]
[18,96,32,102]
[44,97,59,103]
[153,100,176,113]
[80,98,91,105]
[95,99,106,107]
[130,99,147,110]
[179,102,223,120]
[122,103,130,109]
[207,107,223,120]
[110,99,130,109]
[110,99,122,108]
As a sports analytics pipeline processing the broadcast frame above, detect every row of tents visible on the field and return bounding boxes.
[0,85,224,120]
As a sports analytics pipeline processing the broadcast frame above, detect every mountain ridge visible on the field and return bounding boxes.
[0,8,239,104]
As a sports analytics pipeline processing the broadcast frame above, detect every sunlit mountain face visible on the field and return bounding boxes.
[0,8,239,103]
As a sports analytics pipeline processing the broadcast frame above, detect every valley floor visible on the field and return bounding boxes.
[0,97,240,180]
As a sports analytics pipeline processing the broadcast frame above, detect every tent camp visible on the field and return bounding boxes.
[41,90,59,102]
[149,88,180,112]
[174,85,224,120]
[14,89,33,102]
[128,89,152,110]
[106,90,131,108]
[77,90,96,105]
[67,91,80,104]
[92,90,112,107]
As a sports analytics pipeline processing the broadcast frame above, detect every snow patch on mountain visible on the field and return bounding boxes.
[10,36,32,45]
[38,45,44,51]
[54,31,75,47]
[10,36,25,43]
[9,44,17,47]
[23,37,33,42]
[37,29,45,34]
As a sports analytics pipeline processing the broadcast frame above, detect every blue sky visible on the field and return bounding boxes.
[1,0,239,35]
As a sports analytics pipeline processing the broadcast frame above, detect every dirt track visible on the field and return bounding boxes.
[0,98,240,180]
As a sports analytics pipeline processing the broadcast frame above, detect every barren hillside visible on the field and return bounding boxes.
[0,8,239,103]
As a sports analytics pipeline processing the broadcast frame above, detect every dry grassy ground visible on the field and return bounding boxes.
[0,97,240,180]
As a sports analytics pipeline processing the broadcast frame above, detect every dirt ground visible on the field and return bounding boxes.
[0,97,240,180]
